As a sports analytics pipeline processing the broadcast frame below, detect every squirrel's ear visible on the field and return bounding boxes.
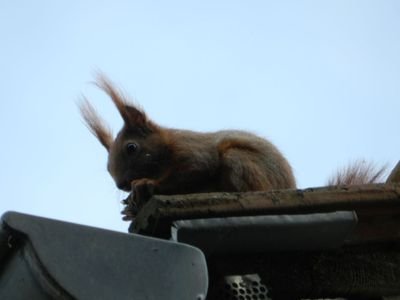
[95,74,156,136]
[79,98,113,151]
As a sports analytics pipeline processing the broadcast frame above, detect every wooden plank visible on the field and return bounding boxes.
[133,183,400,242]
[388,161,400,183]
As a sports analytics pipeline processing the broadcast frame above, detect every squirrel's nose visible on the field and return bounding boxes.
[116,180,130,191]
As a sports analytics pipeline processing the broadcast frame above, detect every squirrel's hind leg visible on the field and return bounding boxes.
[218,147,272,192]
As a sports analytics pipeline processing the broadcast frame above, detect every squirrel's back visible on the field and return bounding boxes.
[214,130,296,191]
[166,129,296,192]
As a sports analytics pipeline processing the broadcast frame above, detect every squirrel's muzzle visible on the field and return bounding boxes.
[117,180,131,192]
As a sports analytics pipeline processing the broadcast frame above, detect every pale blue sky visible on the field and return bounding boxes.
[0,1,399,232]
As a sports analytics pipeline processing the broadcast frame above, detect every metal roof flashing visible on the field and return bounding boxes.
[171,211,358,255]
[0,211,208,300]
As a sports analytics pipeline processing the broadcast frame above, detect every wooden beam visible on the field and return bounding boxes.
[388,161,400,183]
[133,183,400,243]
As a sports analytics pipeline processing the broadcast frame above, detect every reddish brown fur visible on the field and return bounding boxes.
[95,74,157,133]
[94,75,137,124]
[80,75,296,202]
[327,160,387,186]
[217,140,261,156]
[80,75,390,222]
[79,97,113,150]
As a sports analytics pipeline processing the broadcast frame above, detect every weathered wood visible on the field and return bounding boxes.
[133,183,400,243]
[387,161,400,183]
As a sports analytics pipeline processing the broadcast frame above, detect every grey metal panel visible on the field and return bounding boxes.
[0,248,55,300]
[172,211,358,255]
[0,211,208,300]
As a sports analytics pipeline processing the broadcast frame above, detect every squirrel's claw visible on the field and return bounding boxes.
[121,178,156,224]
[121,194,138,221]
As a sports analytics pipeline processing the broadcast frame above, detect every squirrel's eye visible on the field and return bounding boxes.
[126,143,138,155]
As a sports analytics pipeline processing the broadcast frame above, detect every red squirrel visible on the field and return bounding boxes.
[80,76,387,222]
[79,75,296,220]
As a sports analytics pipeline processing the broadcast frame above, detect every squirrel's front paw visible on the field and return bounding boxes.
[121,197,138,221]
[131,178,156,205]
[121,178,156,222]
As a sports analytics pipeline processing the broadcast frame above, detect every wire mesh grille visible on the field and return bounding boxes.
[219,274,270,300]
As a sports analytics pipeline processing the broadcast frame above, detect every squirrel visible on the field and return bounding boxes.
[79,75,387,222]
[79,75,296,221]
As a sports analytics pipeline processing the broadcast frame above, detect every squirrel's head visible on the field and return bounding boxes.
[79,75,170,191]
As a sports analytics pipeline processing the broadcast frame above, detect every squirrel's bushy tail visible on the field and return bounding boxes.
[327,160,387,186]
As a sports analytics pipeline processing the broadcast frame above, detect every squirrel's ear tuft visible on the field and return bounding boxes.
[79,98,113,151]
[95,73,156,136]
